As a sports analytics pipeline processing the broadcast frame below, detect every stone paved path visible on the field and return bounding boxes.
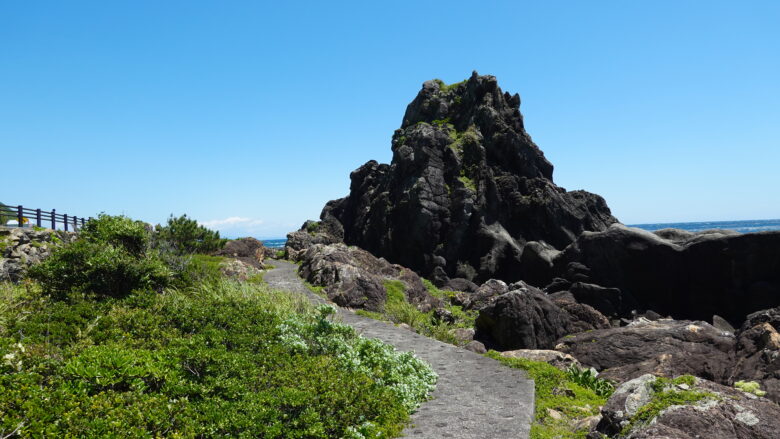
[264,260,535,439]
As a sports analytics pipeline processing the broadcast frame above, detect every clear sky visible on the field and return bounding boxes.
[2,1,778,238]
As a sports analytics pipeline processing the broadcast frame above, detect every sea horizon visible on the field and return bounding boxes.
[257,218,780,248]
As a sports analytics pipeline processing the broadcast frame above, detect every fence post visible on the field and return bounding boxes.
[36,209,42,227]
[64,214,68,231]
[81,218,85,228]
[73,216,77,231]
[51,209,56,229]
[17,205,23,228]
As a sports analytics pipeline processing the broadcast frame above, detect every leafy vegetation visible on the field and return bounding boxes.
[155,214,226,255]
[433,78,466,93]
[0,213,438,437]
[486,351,608,439]
[565,365,614,398]
[28,215,172,300]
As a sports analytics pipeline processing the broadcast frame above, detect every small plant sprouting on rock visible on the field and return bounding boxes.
[565,365,614,398]
[735,380,767,397]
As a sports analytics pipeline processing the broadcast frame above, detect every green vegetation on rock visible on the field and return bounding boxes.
[486,351,608,439]
[623,375,717,435]
[734,380,767,397]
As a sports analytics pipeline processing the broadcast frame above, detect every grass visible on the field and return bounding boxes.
[486,351,609,439]
[350,279,477,346]
[304,280,328,298]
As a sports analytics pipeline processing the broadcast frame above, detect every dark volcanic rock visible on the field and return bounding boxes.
[319,72,617,283]
[298,243,439,313]
[476,287,573,350]
[594,374,780,439]
[556,319,735,384]
[731,306,780,403]
[551,296,611,333]
[552,224,780,325]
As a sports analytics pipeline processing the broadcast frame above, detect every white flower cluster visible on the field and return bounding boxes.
[2,342,25,372]
[277,305,438,412]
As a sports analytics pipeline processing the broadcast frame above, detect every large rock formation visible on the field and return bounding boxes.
[550,224,780,325]
[320,72,616,284]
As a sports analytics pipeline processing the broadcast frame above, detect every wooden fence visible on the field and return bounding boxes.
[0,204,92,232]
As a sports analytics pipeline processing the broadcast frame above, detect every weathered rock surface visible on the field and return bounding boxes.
[298,243,439,313]
[318,72,617,284]
[593,374,780,439]
[476,286,573,350]
[0,227,76,282]
[556,319,736,385]
[284,218,343,262]
[215,237,266,269]
[731,306,780,403]
[551,295,611,333]
[218,258,263,281]
[552,224,780,325]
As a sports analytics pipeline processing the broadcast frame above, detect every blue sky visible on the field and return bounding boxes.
[2,1,778,238]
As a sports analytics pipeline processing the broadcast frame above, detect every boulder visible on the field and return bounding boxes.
[215,237,266,269]
[298,243,439,313]
[316,72,616,284]
[476,288,573,350]
[556,319,736,385]
[552,296,611,333]
[593,374,780,439]
[463,278,509,310]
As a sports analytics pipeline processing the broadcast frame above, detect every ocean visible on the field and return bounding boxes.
[261,238,287,249]
[260,219,780,249]
[629,219,780,234]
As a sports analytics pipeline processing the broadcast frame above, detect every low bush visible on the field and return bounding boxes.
[28,239,172,300]
[0,278,437,437]
[28,215,172,300]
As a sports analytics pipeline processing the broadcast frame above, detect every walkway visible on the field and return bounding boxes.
[264,260,535,439]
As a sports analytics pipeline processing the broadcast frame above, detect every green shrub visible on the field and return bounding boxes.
[28,215,173,300]
[81,214,151,255]
[155,214,225,255]
[0,279,436,437]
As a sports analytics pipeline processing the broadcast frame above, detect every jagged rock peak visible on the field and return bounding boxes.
[399,71,553,181]
[320,72,617,284]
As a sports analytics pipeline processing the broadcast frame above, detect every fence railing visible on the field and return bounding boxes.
[0,204,92,232]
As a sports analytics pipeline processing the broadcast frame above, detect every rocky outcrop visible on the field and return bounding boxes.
[319,72,616,284]
[555,319,736,385]
[284,218,343,262]
[215,237,266,269]
[0,227,76,282]
[551,224,780,325]
[731,306,780,403]
[593,374,780,439]
[298,243,439,313]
